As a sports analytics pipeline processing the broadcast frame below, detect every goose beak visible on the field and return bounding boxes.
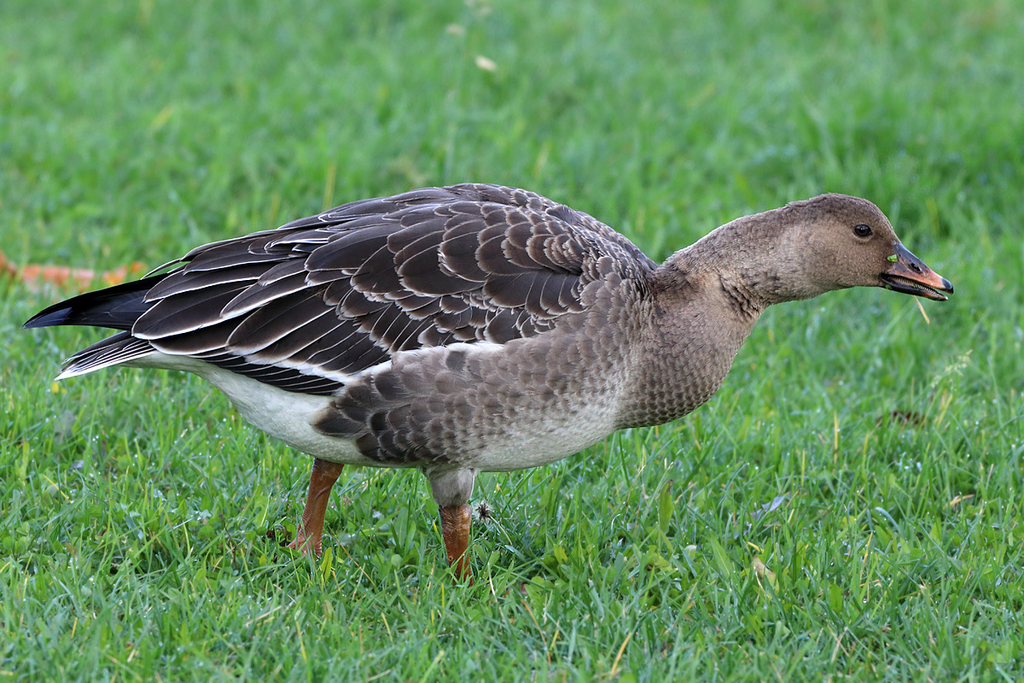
[880,243,954,301]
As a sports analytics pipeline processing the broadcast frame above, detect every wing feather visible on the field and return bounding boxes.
[62,184,655,394]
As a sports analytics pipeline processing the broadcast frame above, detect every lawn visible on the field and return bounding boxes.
[2,0,1022,680]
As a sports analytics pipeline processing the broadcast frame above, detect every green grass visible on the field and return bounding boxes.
[2,0,1023,680]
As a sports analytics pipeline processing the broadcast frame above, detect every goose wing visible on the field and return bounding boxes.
[80,184,657,394]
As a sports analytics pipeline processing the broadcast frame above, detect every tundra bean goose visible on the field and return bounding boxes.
[25,184,953,580]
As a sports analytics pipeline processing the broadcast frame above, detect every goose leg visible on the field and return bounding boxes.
[288,458,344,556]
[439,504,473,581]
[427,468,477,582]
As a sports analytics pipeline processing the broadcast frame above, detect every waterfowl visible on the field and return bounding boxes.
[25,184,952,579]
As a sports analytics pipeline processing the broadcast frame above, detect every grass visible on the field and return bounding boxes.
[2,0,1023,680]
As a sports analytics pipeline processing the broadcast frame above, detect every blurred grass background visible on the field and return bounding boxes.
[2,0,1022,680]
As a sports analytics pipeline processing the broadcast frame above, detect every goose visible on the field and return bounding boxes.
[25,184,953,580]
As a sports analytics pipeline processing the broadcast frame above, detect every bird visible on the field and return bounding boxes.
[25,184,953,580]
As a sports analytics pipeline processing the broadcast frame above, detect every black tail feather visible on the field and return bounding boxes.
[23,274,167,331]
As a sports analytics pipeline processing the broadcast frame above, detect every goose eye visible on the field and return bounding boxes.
[853,224,873,238]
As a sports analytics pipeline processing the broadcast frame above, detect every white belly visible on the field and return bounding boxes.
[127,351,621,472]
[468,406,617,471]
[127,353,382,467]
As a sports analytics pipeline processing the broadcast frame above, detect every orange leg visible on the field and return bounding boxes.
[287,458,344,556]
[439,504,473,582]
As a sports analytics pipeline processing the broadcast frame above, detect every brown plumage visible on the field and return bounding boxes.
[25,184,952,580]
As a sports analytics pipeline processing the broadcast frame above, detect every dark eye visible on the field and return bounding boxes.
[853,224,872,238]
